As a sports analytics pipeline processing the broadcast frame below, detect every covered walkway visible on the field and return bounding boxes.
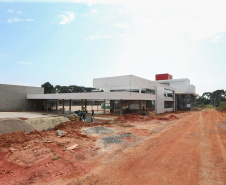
[27,92,156,116]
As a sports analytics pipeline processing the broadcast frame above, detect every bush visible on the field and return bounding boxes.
[217,102,226,111]
[196,103,206,108]
[206,104,214,109]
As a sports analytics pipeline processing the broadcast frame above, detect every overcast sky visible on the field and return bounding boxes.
[0,0,225,95]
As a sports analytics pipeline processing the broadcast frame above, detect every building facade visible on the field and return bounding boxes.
[0,74,197,115]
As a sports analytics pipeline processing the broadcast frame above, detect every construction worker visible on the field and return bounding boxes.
[82,109,86,122]
[78,110,82,121]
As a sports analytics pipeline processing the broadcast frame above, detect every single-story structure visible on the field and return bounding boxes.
[0,74,197,115]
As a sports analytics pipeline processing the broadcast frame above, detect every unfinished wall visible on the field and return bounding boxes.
[156,87,175,114]
[0,84,44,111]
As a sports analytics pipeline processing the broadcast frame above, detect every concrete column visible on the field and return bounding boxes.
[81,99,84,110]
[120,99,123,116]
[47,100,49,112]
[85,99,87,111]
[69,99,72,112]
[62,99,64,114]
[103,100,106,114]
[139,100,141,115]
[56,99,59,111]
[174,92,176,111]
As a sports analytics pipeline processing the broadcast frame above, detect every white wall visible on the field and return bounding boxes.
[93,75,157,92]
[156,78,196,94]
[0,84,44,111]
[156,86,165,114]
[93,75,179,114]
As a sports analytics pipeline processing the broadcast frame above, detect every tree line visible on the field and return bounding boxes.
[41,82,101,94]
[196,89,226,108]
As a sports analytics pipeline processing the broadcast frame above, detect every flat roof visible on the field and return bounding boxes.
[27,92,156,101]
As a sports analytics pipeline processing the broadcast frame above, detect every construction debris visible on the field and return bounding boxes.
[66,144,79,150]
[84,127,115,134]
[57,130,67,137]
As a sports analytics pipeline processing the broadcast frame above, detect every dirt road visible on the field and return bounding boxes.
[0,109,225,185]
[77,109,226,185]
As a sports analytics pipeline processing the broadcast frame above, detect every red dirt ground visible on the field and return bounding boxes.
[0,109,225,185]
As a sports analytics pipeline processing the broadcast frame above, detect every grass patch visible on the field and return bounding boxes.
[52,156,60,161]
[119,124,135,127]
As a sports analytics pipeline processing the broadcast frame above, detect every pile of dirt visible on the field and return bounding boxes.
[0,130,48,147]
[26,116,69,131]
[168,115,179,120]
[54,120,112,131]
[0,118,37,135]
[115,115,154,122]
[115,114,179,123]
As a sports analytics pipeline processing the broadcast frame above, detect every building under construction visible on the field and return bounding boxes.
[0,74,197,115]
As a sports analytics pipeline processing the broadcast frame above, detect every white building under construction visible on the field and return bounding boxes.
[0,74,197,115]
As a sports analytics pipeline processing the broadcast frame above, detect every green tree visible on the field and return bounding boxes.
[60,86,70,93]
[196,96,210,107]
[41,82,56,94]
[196,89,226,107]
[43,82,98,94]
[55,85,61,93]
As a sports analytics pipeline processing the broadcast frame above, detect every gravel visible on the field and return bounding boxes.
[102,134,135,146]
[218,123,226,131]
[0,118,37,135]
[84,127,115,134]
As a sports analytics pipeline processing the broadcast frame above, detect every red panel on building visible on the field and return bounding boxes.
[156,74,173,80]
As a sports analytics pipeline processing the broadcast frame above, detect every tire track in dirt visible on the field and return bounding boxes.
[215,112,226,161]
[76,112,202,185]
[199,110,225,185]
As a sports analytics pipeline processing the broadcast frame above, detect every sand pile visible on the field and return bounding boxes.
[0,118,36,135]
[25,116,69,131]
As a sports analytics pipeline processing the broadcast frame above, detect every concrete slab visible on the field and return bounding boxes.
[0,112,59,119]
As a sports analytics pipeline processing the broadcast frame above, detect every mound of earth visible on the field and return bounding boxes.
[25,116,69,131]
[0,118,37,135]
[115,114,179,122]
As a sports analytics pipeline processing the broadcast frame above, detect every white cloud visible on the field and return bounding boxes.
[90,9,98,15]
[8,17,34,23]
[210,34,224,42]
[0,54,7,57]
[87,2,93,6]
[16,61,32,65]
[83,35,112,40]
[26,19,34,22]
[81,9,98,17]
[3,0,128,3]
[17,11,23,14]
[59,11,75,25]
[8,17,23,23]
[114,22,130,29]
[8,9,14,13]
